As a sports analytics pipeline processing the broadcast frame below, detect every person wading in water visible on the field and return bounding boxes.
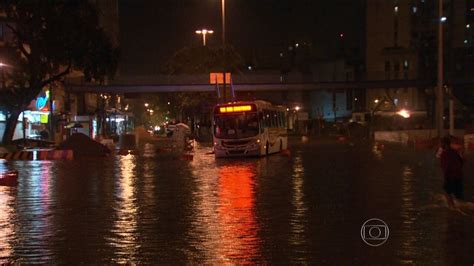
[440,136,465,210]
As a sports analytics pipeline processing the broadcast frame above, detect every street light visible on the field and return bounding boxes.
[144,103,149,108]
[397,109,411,119]
[195,29,214,46]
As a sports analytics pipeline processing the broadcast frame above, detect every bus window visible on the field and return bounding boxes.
[264,110,271,128]
[273,111,278,128]
[259,112,265,131]
[278,111,284,127]
[269,111,273,128]
[276,111,281,128]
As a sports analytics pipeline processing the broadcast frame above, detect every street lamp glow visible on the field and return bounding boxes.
[144,103,149,107]
[374,99,379,104]
[397,109,411,118]
[440,16,447,22]
[0,63,6,67]
[295,106,301,111]
[195,28,214,46]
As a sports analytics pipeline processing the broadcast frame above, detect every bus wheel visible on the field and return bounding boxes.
[265,142,269,156]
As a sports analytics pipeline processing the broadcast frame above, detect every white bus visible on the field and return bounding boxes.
[212,100,288,157]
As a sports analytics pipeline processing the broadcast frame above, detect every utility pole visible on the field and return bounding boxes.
[436,0,444,137]
[221,0,227,102]
[49,87,55,142]
[449,97,454,135]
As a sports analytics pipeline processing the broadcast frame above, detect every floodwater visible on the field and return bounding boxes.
[0,138,473,264]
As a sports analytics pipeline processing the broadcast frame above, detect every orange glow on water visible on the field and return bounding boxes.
[217,164,260,261]
[0,188,14,260]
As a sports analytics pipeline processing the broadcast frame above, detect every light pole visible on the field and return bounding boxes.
[195,29,214,46]
[221,0,226,45]
[436,0,444,137]
[220,0,227,101]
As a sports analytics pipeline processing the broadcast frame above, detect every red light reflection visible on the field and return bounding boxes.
[217,164,261,261]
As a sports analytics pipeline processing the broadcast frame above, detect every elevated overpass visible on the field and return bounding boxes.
[66,79,438,93]
[65,72,474,94]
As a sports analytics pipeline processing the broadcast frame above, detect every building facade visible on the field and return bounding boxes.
[365,0,472,116]
[0,0,122,143]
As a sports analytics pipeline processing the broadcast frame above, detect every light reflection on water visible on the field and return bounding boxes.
[399,165,417,264]
[289,151,308,260]
[109,154,138,263]
[189,143,261,263]
[0,141,473,264]
[13,161,55,263]
[216,164,260,262]
[0,161,14,260]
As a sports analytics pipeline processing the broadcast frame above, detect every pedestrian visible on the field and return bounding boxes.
[439,136,464,209]
[40,128,50,140]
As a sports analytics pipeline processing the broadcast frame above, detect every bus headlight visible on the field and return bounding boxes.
[214,141,224,150]
[249,139,261,148]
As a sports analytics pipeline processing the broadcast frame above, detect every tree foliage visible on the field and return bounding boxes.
[159,45,244,121]
[0,0,119,143]
[163,45,244,75]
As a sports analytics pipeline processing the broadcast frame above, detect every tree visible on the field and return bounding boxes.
[161,45,244,123]
[0,0,118,144]
[163,45,244,75]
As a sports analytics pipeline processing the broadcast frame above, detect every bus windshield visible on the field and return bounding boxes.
[214,112,259,139]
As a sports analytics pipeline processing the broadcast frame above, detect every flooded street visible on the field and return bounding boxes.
[1,138,473,264]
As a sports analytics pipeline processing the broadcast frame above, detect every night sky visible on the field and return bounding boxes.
[118,0,365,75]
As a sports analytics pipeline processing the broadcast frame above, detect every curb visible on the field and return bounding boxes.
[0,150,74,160]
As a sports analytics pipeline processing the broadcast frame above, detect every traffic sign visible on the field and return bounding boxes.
[210,73,231,84]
